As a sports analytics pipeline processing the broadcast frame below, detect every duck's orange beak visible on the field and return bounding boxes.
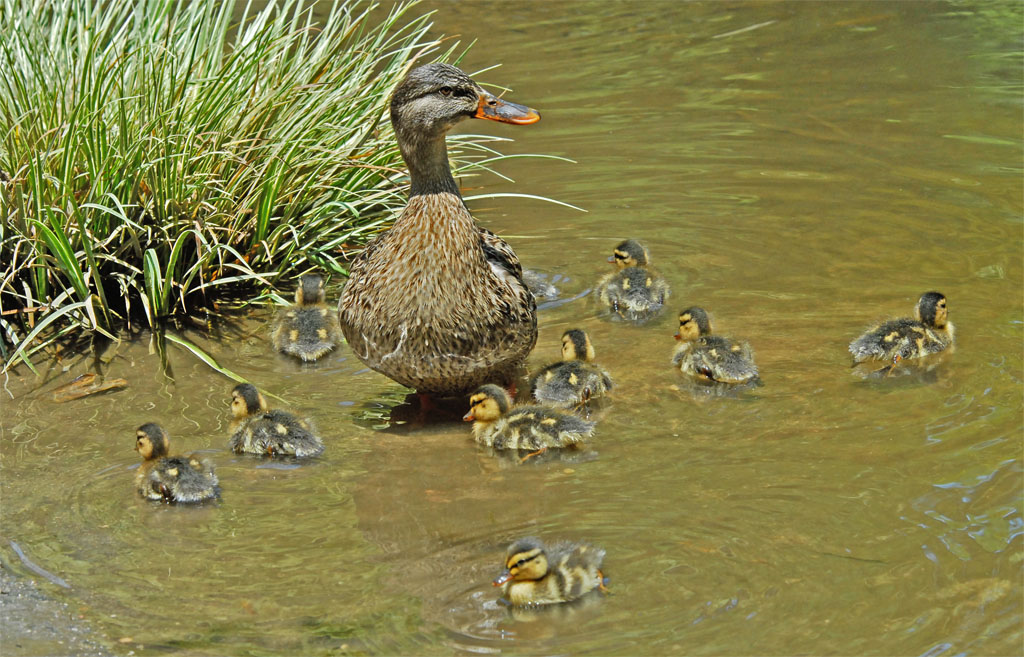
[492,570,513,586]
[674,333,681,341]
[462,410,476,422]
[475,91,540,125]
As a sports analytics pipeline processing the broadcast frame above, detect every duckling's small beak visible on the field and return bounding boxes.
[673,333,681,341]
[607,256,616,264]
[462,411,475,422]
[475,92,540,125]
[492,571,513,586]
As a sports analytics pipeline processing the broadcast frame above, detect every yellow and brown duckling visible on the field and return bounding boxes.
[272,273,342,362]
[672,307,758,384]
[134,423,218,503]
[229,383,324,458]
[597,239,670,323]
[338,63,541,396]
[493,537,607,606]
[463,384,594,456]
[849,292,954,365]
[530,329,613,408]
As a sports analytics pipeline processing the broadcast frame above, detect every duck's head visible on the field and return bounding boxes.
[675,307,712,342]
[916,292,948,328]
[463,384,512,423]
[561,329,596,362]
[135,423,170,461]
[295,274,326,306]
[493,537,549,586]
[609,239,650,269]
[390,63,539,143]
[231,383,267,420]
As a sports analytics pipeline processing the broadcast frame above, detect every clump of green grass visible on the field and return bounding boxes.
[0,0,568,373]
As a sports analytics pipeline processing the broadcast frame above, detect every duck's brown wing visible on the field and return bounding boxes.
[477,224,525,281]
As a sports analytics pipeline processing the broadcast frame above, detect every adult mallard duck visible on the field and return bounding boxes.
[530,329,613,408]
[229,383,324,458]
[338,63,541,396]
[272,273,342,362]
[849,292,954,365]
[493,537,607,606]
[672,307,758,384]
[134,423,218,503]
[463,384,593,456]
[597,239,670,323]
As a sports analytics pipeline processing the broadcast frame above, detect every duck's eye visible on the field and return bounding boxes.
[438,86,453,97]
[516,558,527,568]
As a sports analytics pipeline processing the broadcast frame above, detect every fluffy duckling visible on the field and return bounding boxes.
[493,537,607,606]
[463,384,594,455]
[672,307,758,384]
[849,292,954,365]
[229,383,324,458]
[530,329,613,408]
[271,274,342,362]
[134,423,218,503]
[597,239,670,322]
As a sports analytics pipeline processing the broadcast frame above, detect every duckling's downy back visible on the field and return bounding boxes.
[139,455,220,503]
[598,266,669,323]
[485,405,595,451]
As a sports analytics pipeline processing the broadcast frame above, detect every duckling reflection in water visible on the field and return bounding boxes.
[229,383,324,458]
[463,384,593,461]
[271,273,342,362]
[134,423,218,503]
[530,329,613,410]
[672,307,758,384]
[849,292,954,374]
[596,239,670,323]
[493,537,607,606]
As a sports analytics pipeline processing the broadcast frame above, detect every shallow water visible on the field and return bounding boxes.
[2,1,1021,655]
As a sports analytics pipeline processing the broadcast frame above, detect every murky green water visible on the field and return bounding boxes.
[2,1,1021,655]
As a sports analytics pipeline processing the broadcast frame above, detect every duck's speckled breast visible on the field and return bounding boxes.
[338,193,536,395]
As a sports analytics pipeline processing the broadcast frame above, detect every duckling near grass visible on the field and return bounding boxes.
[493,537,607,606]
[849,292,954,366]
[229,383,324,458]
[272,274,342,362]
[134,423,218,503]
[596,239,670,322]
[530,329,612,408]
[463,384,593,457]
[672,307,758,384]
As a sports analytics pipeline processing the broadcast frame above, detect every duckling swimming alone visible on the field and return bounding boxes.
[463,384,594,455]
[493,537,607,606]
[272,273,343,362]
[530,329,613,408]
[229,383,324,458]
[597,239,670,323]
[672,307,758,384]
[134,423,218,503]
[849,291,954,364]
